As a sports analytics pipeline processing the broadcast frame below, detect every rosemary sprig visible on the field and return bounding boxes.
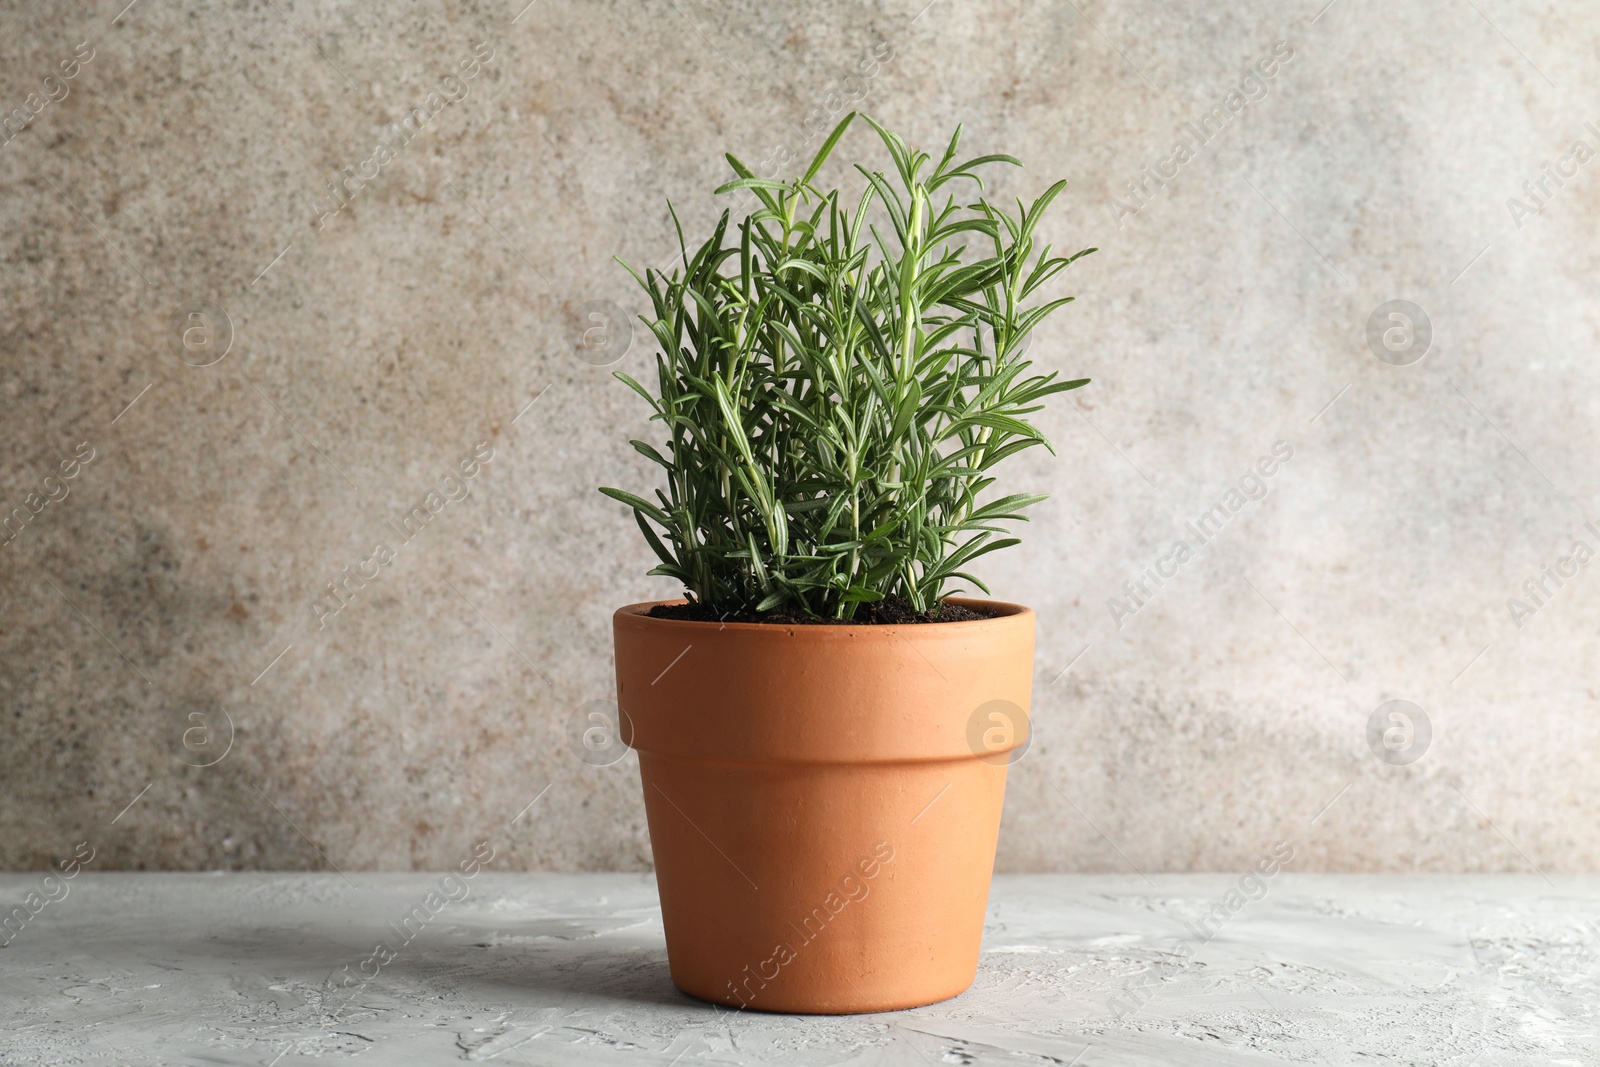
[602,113,1094,619]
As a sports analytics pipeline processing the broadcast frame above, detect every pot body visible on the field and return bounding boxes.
[612,598,1034,1014]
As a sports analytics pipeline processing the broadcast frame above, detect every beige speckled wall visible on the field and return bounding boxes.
[3,0,1596,873]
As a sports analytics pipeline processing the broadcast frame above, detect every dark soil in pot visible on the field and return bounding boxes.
[645,594,996,626]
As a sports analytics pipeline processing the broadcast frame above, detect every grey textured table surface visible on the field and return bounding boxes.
[1,873,1596,1066]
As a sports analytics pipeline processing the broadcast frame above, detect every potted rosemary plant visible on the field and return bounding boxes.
[603,114,1093,1013]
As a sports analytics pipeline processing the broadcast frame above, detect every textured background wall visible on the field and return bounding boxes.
[2,0,1596,874]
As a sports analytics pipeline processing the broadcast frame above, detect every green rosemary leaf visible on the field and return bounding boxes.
[599,116,1090,617]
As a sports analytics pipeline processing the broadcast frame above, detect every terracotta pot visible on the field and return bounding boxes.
[612,597,1034,1014]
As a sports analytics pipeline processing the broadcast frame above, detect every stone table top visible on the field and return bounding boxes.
[1,873,1596,1065]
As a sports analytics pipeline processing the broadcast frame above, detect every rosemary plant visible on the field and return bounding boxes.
[601,114,1094,619]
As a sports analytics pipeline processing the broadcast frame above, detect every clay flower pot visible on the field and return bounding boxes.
[612,597,1034,1014]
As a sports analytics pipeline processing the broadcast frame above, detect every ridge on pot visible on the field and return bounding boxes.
[614,598,1034,1014]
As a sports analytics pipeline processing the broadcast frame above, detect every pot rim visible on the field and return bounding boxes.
[613,595,1032,633]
